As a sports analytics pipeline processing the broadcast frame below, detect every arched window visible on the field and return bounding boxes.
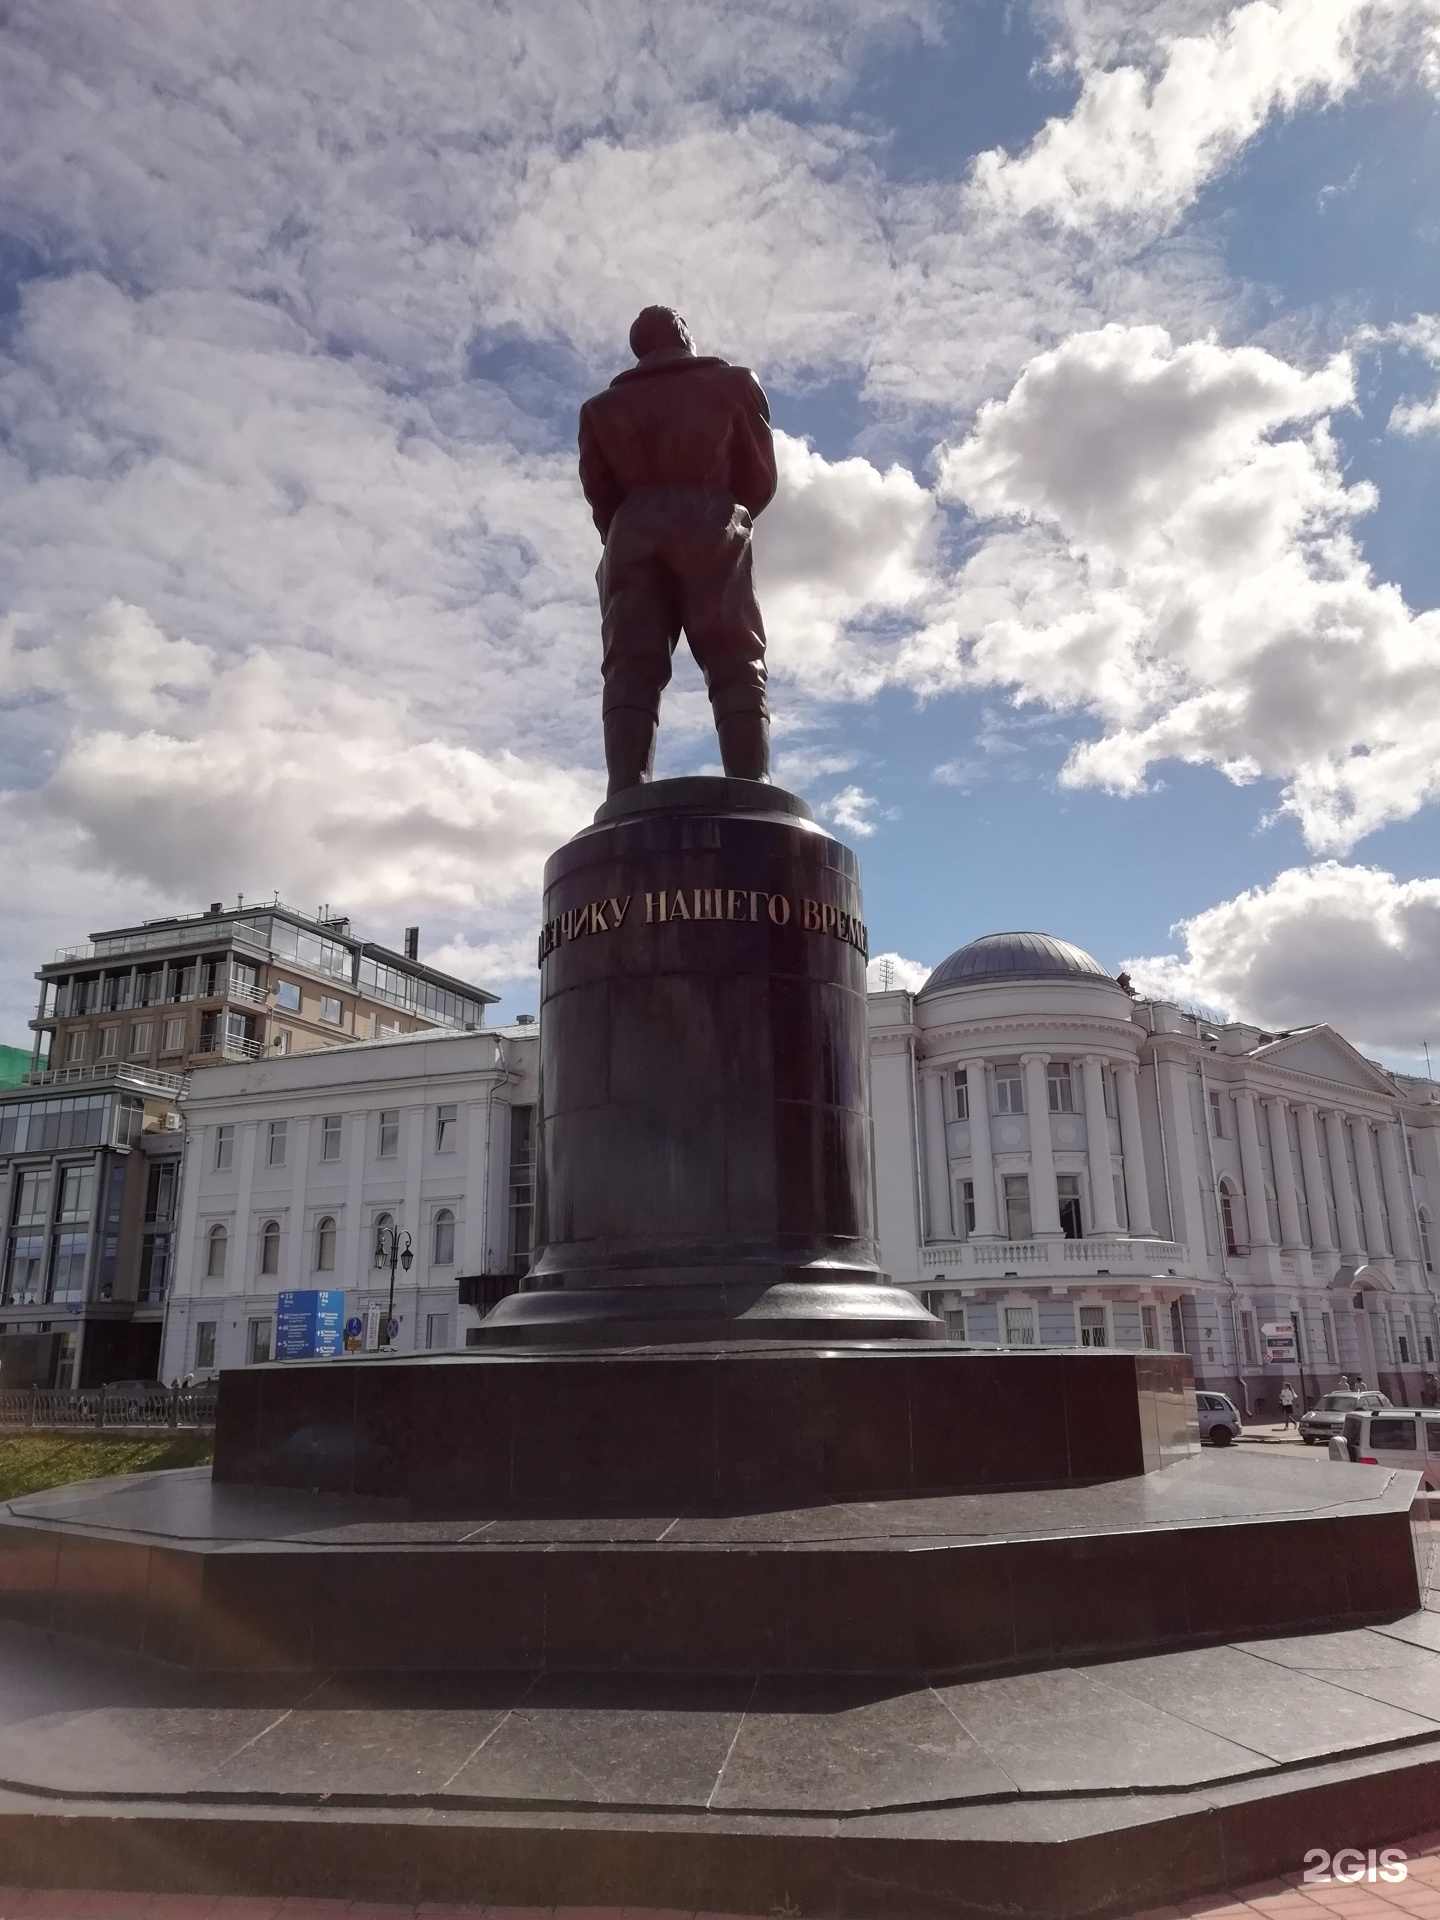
[1219,1180,1242,1257]
[433,1208,455,1266]
[1421,1208,1435,1274]
[373,1211,394,1263]
[259,1219,280,1276]
[314,1215,336,1272]
[205,1223,227,1279]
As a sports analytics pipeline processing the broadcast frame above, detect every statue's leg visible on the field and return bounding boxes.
[679,505,770,782]
[598,514,681,796]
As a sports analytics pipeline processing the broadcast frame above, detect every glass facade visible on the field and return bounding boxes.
[357,955,486,1029]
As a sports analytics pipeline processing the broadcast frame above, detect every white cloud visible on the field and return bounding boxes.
[817,784,883,836]
[972,0,1439,232]
[1124,862,1440,1053]
[926,324,1440,852]
[755,433,939,693]
[867,950,931,991]
[1381,314,1440,434]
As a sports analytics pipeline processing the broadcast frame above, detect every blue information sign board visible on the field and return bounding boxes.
[276,1289,347,1360]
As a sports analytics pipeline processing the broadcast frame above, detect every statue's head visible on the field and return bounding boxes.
[629,306,694,359]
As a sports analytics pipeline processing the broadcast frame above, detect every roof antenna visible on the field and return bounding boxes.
[878,957,895,991]
[1425,1041,1434,1083]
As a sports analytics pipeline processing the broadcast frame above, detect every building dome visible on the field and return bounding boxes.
[919,931,1114,996]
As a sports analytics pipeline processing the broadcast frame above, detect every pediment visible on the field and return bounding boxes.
[1255,1028,1395,1095]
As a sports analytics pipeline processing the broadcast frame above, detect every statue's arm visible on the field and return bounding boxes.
[733,373,778,518]
[578,402,625,539]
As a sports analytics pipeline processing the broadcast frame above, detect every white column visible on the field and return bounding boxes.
[285,1115,310,1285]
[1113,1061,1155,1235]
[1379,1122,1418,1260]
[1324,1110,1363,1257]
[234,1120,258,1287]
[463,1096,491,1273]
[1297,1105,1335,1253]
[1234,1090,1274,1247]
[1265,1098,1304,1248]
[967,1060,1001,1237]
[1352,1119,1389,1257]
[343,1107,367,1287]
[1080,1056,1120,1233]
[1022,1053,1062,1237]
[922,1070,952,1240]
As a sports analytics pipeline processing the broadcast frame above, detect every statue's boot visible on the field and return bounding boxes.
[604,708,658,797]
[716,709,770,782]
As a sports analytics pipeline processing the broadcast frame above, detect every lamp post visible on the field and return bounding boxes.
[373,1222,413,1348]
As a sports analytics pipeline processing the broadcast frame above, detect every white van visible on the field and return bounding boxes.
[1329,1408,1440,1488]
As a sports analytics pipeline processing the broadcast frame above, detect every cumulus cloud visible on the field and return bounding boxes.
[755,433,939,692]
[973,0,1439,232]
[867,951,931,992]
[926,324,1440,851]
[1382,314,1440,434]
[817,784,884,836]
[1123,863,1440,1054]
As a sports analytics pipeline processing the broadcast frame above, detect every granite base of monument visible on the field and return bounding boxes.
[478,777,939,1345]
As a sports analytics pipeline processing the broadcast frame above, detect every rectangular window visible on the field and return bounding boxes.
[13,1170,51,1227]
[214,1124,234,1172]
[275,980,301,1012]
[957,1178,976,1237]
[1056,1173,1083,1240]
[319,996,343,1026]
[1240,1310,1258,1367]
[1428,1335,1436,1364]
[1003,1173,1032,1241]
[1209,1089,1225,1138]
[247,1317,273,1365]
[953,1071,970,1121]
[98,1026,119,1059]
[1004,1303,1036,1347]
[1141,1303,1159,1350]
[1322,1311,1337,1364]
[267,1119,287,1167]
[994,1066,1024,1115]
[161,1017,186,1053]
[194,1321,217,1371]
[378,1110,400,1158]
[320,1114,342,1161]
[1408,1132,1421,1174]
[508,1104,536,1274]
[1170,1301,1186,1353]
[272,1028,291,1055]
[436,1104,458,1153]
[66,1030,87,1063]
[1079,1304,1107,1348]
[425,1312,450,1351]
[1047,1062,1075,1113]
[57,1165,94,1223]
[129,1021,152,1056]
[944,1306,966,1343]
[1102,1067,1117,1119]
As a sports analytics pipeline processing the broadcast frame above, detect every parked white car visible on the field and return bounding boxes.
[1327,1408,1440,1488]
[1196,1391,1242,1446]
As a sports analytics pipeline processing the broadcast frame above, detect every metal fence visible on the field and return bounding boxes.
[0,1383,217,1432]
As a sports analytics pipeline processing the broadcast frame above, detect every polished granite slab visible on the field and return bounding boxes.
[212,1344,1196,1510]
[0,1538,1436,1917]
[0,1452,1419,1681]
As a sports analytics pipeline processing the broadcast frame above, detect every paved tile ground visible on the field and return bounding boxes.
[3,1831,1440,1920]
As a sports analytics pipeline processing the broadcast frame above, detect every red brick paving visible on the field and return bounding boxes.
[4,1833,1440,1920]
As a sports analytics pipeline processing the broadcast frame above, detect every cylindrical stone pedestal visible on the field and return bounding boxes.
[478,776,939,1344]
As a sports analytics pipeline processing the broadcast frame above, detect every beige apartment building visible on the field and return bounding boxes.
[27,903,496,1084]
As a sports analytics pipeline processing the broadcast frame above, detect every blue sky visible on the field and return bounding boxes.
[2,0,1440,1060]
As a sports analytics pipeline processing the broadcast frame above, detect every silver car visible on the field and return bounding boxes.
[1196,1391,1242,1445]
[1297,1389,1391,1445]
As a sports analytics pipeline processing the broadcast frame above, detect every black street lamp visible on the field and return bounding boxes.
[373,1222,413,1348]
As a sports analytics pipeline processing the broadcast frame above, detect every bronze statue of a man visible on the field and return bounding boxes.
[578,307,776,796]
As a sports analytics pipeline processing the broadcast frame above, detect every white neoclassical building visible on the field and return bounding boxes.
[160,1026,538,1379]
[869,931,1440,1415]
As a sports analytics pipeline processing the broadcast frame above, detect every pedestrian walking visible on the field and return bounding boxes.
[1279,1382,1297,1428]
